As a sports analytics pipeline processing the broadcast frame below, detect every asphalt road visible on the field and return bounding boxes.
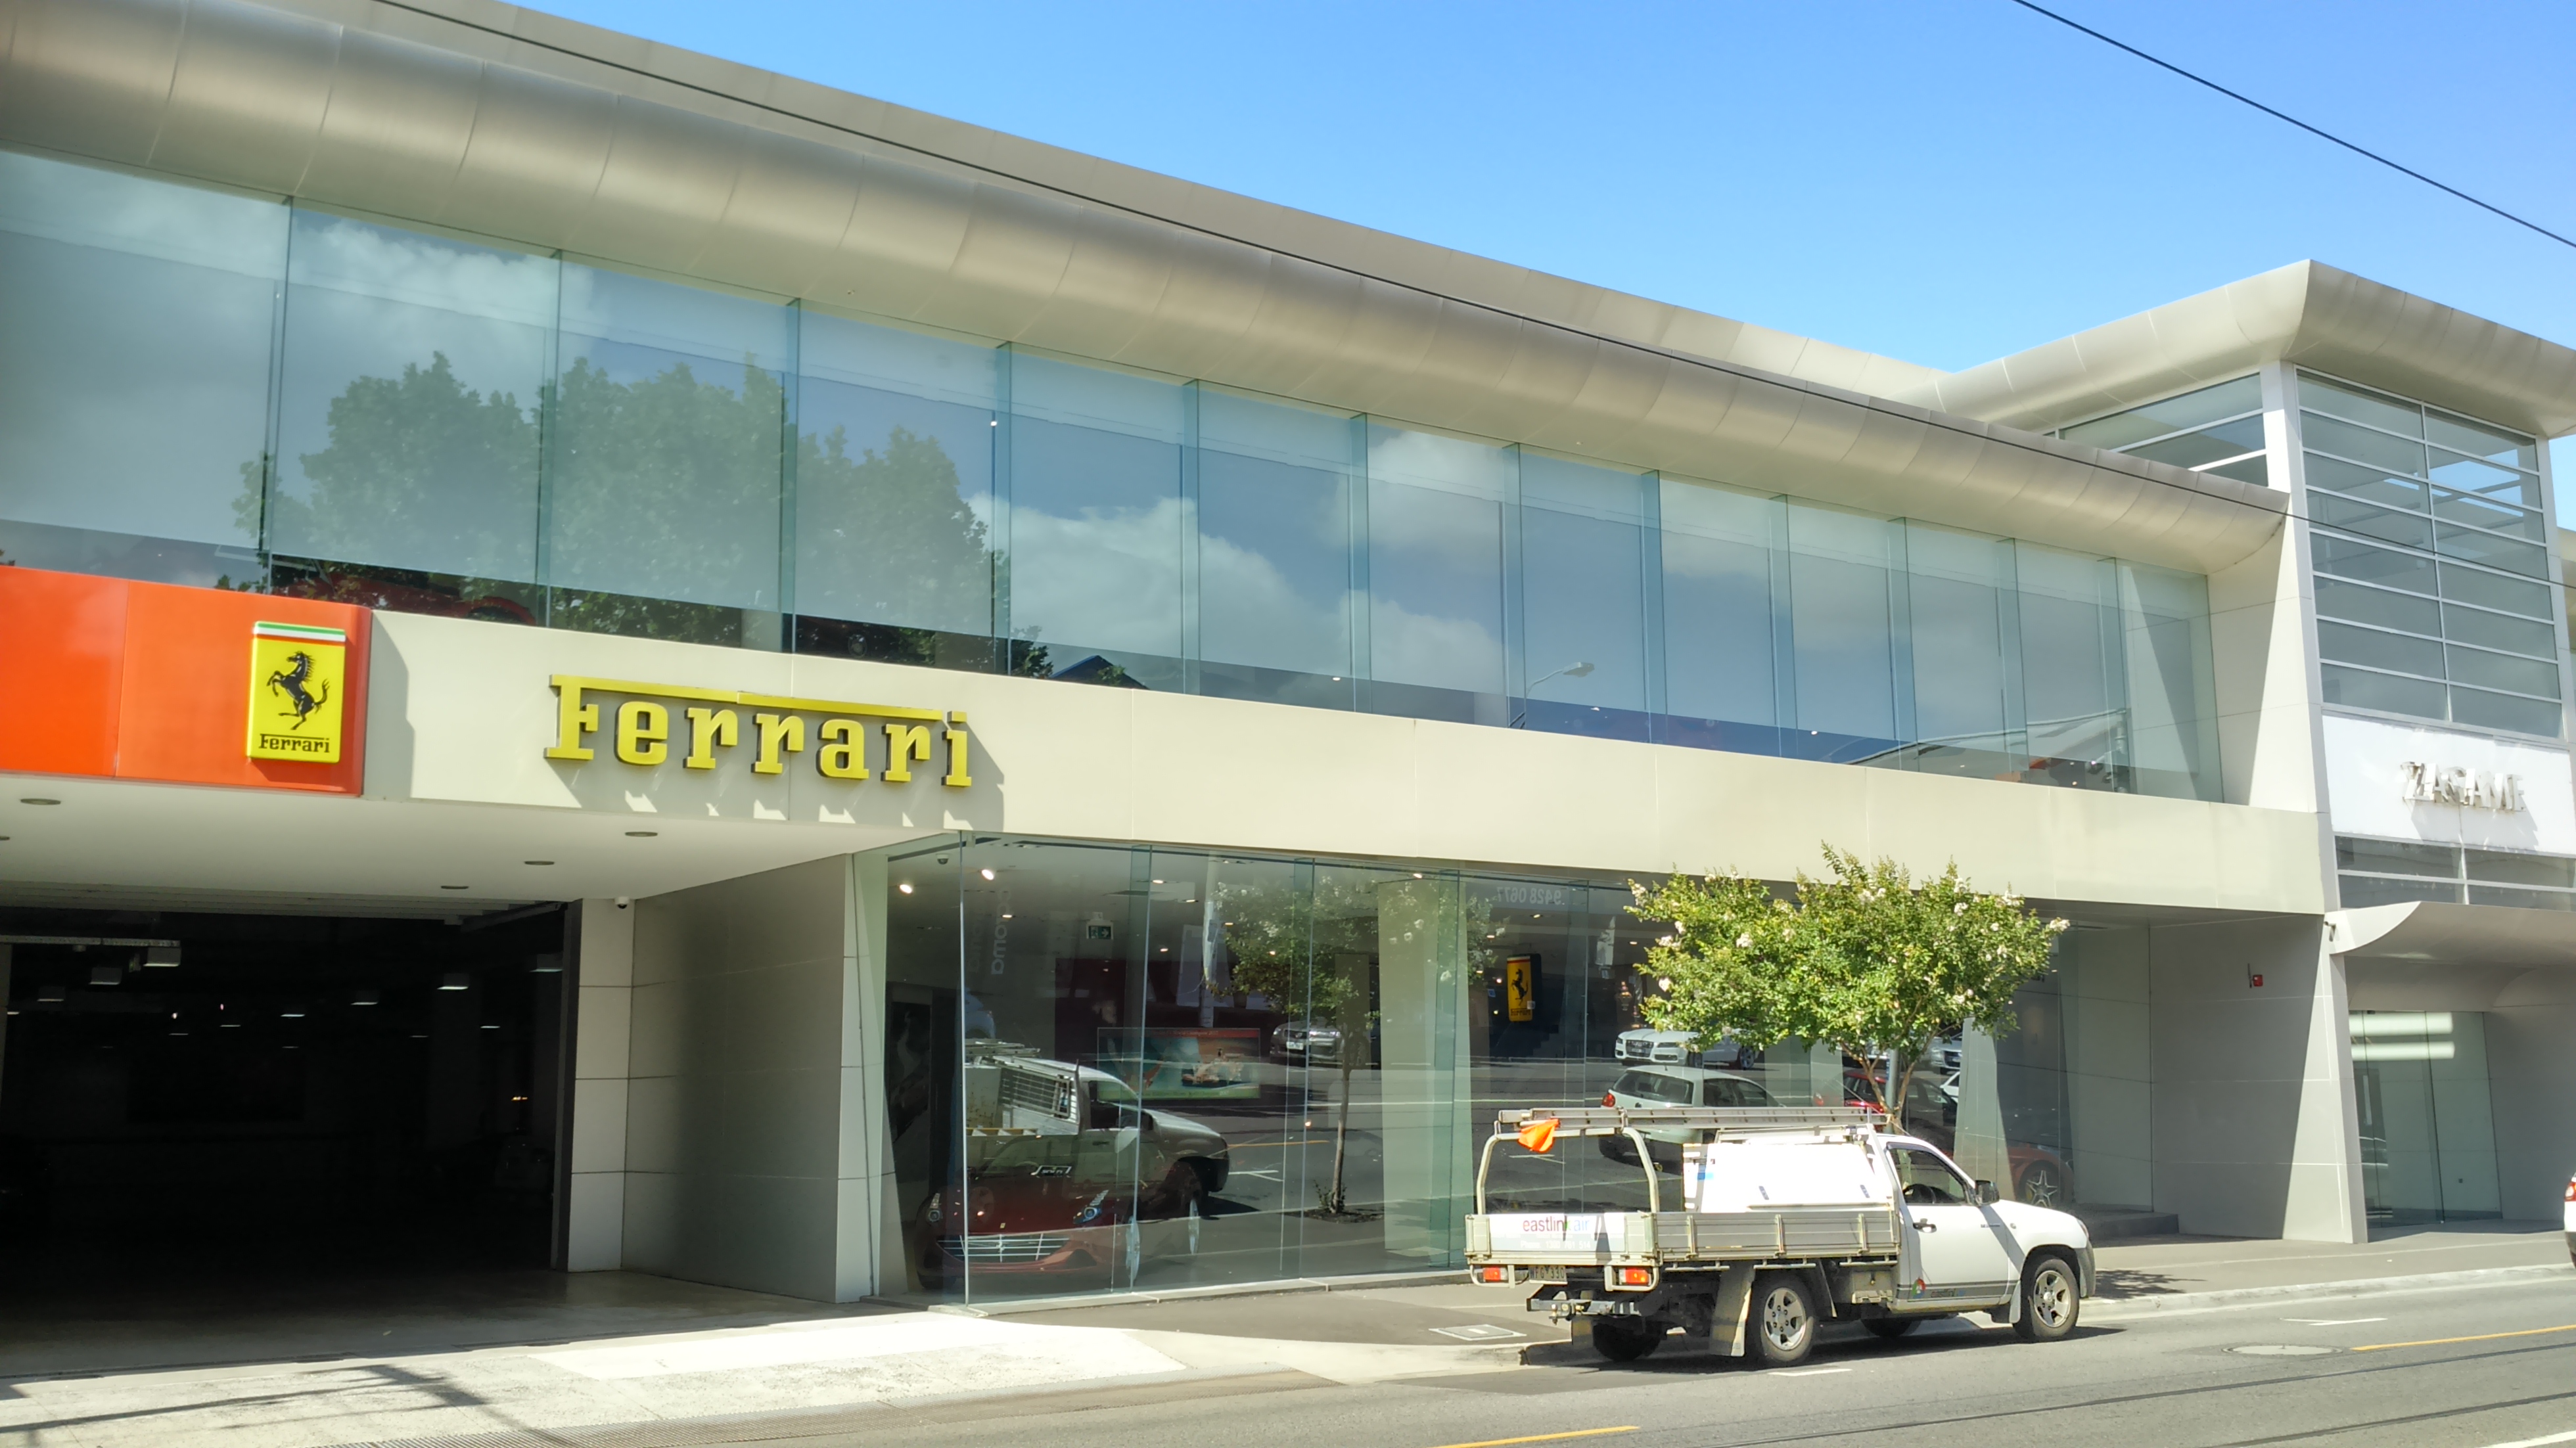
[796,1274,2576,1448]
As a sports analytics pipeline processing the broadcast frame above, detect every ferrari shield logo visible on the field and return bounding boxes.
[247,621,348,762]
[1505,955,1538,1023]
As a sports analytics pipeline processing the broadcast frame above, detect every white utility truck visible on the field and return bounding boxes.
[1465,1105,2094,1366]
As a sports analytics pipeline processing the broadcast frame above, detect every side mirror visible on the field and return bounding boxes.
[1975,1179,2000,1206]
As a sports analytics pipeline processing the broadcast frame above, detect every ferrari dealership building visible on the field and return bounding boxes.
[5,0,2576,1307]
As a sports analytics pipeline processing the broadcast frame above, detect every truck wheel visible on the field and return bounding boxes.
[1752,1273,1818,1367]
[2013,1253,2081,1342]
[1861,1317,1919,1340]
[1591,1317,1665,1362]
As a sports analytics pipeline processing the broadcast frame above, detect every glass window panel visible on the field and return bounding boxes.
[2124,415,2266,470]
[2319,621,2444,678]
[794,312,997,639]
[1904,524,2012,761]
[2016,545,2121,768]
[2305,454,2428,511]
[1659,478,1778,737]
[2441,604,2555,658]
[2313,531,2436,593]
[1007,353,1187,685]
[0,150,285,581]
[1196,389,1355,693]
[549,263,790,611]
[2301,374,2423,438]
[2118,560,2220,800]
[271,210,551,583]
[2317,577,2441,635]
[2427,449,2533,502]
[2426,411,2539,472]
[2439,562,2549,619]
[2465,849,2576,889]
[1786,504,1897,746]
[2338,837,2458,878]
[2450,685,2562,737]
[1366,422,1509,712]
[2435,523,2548,578]
[1518,453,1648,731]
[2059,376,2261,451]
[2206,453,2270,486]
[2447,645,2557,698]
[2320,664,2445,719]
[2303,414,2428,478]
[2468,885,2575,911]
[2310,492,2433,549]
[2339,874,2462,907]
[2431,487,2544,541]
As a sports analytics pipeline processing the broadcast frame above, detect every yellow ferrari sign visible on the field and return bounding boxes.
[247,621,348,762]
[1505,955,1538,1023]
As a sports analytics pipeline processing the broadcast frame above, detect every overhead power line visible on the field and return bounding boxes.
[2007,0,2576,253]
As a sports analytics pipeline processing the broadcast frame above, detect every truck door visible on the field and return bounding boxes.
[1889,1144,2017,1307]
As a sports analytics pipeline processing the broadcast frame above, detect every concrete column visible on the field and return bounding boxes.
[1951,1026,2012,1192]
[2062,927,2153,1209]
[565,897,635,1272]
[838,851,889,1302]
[622,857,851,1300]
[1374,876,1473,1263]
[2150,916,2364,1242]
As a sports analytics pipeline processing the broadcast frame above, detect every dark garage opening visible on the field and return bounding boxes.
[0,904,574,1303]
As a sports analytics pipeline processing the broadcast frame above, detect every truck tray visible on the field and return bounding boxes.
[1465,1206,1904,1266]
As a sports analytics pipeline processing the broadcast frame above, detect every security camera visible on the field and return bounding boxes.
[614,896,632,909]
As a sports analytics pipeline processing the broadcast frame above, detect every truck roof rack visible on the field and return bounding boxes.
[1492,1105,1882,1137]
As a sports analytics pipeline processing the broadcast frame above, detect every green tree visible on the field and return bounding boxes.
[282,353,540,575]
[239,350,1006,652]
[1627,846,2067,1133]
[798,422,993,635]
[548,356,785,613]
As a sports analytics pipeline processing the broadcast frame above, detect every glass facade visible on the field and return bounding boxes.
[877,836,2150,1304]
[0,145,2222,798]
[2299,372,2564,738]
[878,836,1672,1303]
[2057,376,2269,487]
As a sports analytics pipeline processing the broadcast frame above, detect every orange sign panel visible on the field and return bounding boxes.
[0,567,366,794]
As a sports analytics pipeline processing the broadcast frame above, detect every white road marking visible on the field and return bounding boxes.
[1770,1367,1852,1377]
[2283,1317,2386,1326]
[2469,1430,2576,1448]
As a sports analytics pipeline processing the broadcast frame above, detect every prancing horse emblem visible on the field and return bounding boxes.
[265,650,331,730]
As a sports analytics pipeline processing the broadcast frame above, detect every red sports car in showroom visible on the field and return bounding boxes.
[919,1095,1228,1290]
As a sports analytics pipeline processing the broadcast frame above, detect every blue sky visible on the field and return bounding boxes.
[537,0,2574,475]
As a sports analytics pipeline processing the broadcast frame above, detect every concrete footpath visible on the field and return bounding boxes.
[0,1224,2564,1448]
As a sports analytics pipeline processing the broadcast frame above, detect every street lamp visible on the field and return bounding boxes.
[1511,661,1593,728]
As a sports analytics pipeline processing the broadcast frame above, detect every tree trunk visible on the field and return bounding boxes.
[1891,1048,1923,1138]
[1329,1051,1354,1215]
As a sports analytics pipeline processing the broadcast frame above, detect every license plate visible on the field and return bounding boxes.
[1529,1265,1568,1283]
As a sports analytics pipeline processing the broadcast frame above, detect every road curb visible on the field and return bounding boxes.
[2086,1261,2572,1318]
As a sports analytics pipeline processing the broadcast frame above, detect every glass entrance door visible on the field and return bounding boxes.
[2350,1011,2501,1224]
